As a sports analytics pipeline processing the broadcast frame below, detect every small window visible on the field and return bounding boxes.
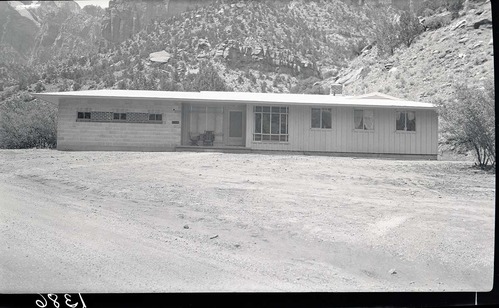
[396,111,416,131]
[354,109,374,130]
[149,114,162,121]
[113,113,126,120]
[77,112,91,120]
[311,108,332,129]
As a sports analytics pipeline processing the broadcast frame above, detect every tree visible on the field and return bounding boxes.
[373,11,400,56]
[183,61,231,92]
[437,80,495,169]
[398,11,424,48]
[35,81,45,93]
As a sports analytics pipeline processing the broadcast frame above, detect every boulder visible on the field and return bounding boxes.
[336,67,364,85]
[384,62,395,70]
[471,41,483,49]
[473,18,492,29]
[197,38,211,50]
[149,50,171,63]
[451,19,467,30]
[458,37,469,44]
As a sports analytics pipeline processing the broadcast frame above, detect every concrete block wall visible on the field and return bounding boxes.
[57,98,182,151]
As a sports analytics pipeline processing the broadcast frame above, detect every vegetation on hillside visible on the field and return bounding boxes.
[437,80,495,169]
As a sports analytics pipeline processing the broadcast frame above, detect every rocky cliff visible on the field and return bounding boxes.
[0,1,103,64]
[101,0,214,43]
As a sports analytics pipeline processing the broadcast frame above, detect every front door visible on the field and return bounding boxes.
[224,106,245,146]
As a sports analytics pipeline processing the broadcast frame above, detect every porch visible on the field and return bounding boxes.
[181,103,247,147]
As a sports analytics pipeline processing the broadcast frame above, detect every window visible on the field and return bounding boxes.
[77,111,162,124]
[396,111,416,131]
[77,112,91,120]
[149,114,162,121]
[113,113,127,120]
[354,109,374,130]
[254,106,288,142]
[311,108,332,129]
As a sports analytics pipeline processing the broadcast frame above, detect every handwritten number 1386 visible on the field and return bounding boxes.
[36,293,86,308]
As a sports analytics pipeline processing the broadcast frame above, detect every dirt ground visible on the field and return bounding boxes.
[0,149,495,292]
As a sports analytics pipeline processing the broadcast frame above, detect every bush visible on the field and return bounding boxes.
[182,61,231,92]
[437,80,495,169]
[290,76,326,94]
[423,14,450,30]
[398,11,424,47]
[373,11,400,56]
[0,99,57,149]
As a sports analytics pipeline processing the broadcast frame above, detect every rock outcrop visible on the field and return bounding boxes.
[0,0,101,64]
[101,0,214,44]
[212,38,319,77]
[149,50,171,63]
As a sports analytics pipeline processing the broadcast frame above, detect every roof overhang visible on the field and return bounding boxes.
[32,90,437,110]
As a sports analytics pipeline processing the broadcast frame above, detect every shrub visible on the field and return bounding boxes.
[398,11,424,47]
[374,12,399,56]
[182,61,231,92]
[0,99,57,149]
[424,14,450,30]
[290,76,326,94]
[437,80,495,169]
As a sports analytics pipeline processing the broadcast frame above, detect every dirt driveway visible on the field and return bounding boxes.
[0,150,495,292]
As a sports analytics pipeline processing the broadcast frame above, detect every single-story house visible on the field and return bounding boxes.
[33,90,438,159]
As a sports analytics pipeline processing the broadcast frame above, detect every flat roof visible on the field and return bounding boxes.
[32,90,437,110]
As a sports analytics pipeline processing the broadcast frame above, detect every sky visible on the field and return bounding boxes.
[74,0,109,9]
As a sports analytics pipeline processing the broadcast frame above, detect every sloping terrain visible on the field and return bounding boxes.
[0,150,494,292]
[332,0,493,103]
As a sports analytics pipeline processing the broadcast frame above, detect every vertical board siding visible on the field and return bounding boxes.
[248,105,437,155]
[57,98,181,151]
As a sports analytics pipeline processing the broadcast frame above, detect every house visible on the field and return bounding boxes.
[33,89,438,159]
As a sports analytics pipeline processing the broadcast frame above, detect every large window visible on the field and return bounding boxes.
[254,106,288,142]
[396,111,416,131]
[354,109,374,130]
[311,108,332,129]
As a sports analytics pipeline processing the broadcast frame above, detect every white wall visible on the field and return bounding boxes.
[57,98,182,151]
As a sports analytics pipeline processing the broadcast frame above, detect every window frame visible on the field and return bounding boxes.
[113,113,127,121]
[76,111,163,124]
[76,112,91,121]
[253,105,289,142]
[148,113,163,122]
[311,107,332,129]
[395,110,416,132]
[353,109,374,131]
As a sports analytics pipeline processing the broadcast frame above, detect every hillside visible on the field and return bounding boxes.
[330,0,494,103]
[1,0,385,98]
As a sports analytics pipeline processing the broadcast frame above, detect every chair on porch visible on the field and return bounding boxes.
[202,131,215,146]
[189,133,200,146]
